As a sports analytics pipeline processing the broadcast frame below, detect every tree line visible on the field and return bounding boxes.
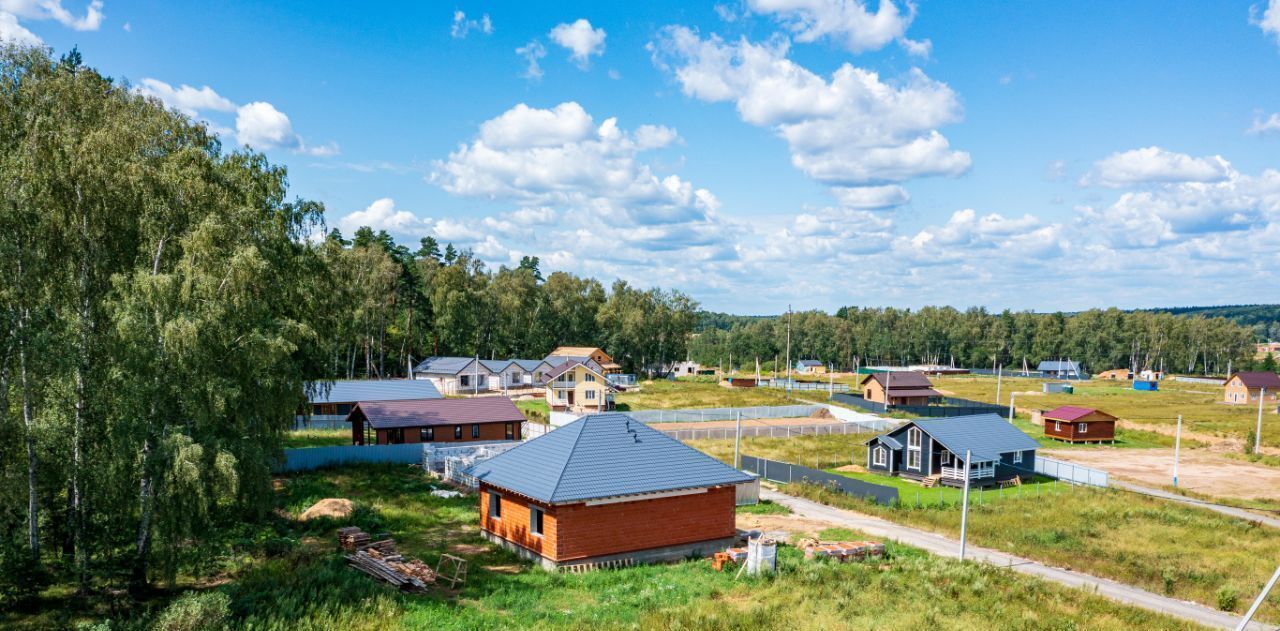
[0,46,701,602]
[690,306,1261,376]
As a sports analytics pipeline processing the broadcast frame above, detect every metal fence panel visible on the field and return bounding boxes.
[1034,456,1108,488]
[276,443,426,473]
[625,404,825,423]
[740,455,898,505]
[657,420,887,442]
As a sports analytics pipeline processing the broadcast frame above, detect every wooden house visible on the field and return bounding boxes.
[348,397,525,445]
[1042,406,1117,443]
[511,359,555,386]
[1095,369,1132,380]
[412,357,495,395]
[467,412,752,570]
[1223,372,1280,405]
[544,360,620,413]
[795,360,826,375]
[865,414,1039,487]
[859,371,940,406]
[546,346,622,374]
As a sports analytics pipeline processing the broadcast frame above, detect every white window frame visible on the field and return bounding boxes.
[907,449,921,470]
[585,389,597,401]
[1078,422,1087,434]
[906,427,922,470]
[1054,421,1061,431]
[873,447,887,467]
[1013,451,1023,464]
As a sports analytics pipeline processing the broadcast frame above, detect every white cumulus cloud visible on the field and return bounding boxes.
[0,0,103,31]
[1083,147,1232,188]
[0,10,40,43]
[1249,111,1280,135]
[1253,0,1280,45]
[337,198,433,240]
[135,78,236,117]
[515,39,547,80]
[549,18,606,68]
[450,10,492,39]
[748,0,930,56]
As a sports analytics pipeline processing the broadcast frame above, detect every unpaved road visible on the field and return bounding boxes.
[649,416,841,431]
[1043,447,1280,502]
[761,488,1265,630]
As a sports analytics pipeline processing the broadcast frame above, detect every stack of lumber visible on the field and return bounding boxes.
[801,540,885,562]
[346,550,431,592]
[337,526,370,550]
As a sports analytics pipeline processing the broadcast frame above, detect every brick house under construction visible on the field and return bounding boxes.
[466,412,752,570]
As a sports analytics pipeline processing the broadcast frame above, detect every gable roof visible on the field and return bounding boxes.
[1229,372,1280,389]
[543,360,617,388]
[549,346,608,358]
[479,359,514,373]
[413,356,485,375]
[861,371,935,389]
[797,360,823,367]
[1043,406,1114,422]
[901,414,1039,463]
[1038,360,1081,372]
[308,379,442,404]
[510,359,550,372]
[466,413,752,503]
[353,397,525,429]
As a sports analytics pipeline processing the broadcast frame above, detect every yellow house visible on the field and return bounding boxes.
[544,360,619,413]
[546,346,622,374]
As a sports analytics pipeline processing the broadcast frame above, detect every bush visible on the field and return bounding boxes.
[152,591,231,631]
[0,547,51,607]
[1215,584,1239,612]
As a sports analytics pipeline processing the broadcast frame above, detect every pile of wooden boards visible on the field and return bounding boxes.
[801,540,885,562]
[337,526,370,550]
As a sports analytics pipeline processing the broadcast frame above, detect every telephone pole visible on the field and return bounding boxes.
[1257,388,1266,455]
[1173,414,1182,488]
[785,305,792,394]
[959,449,972,561]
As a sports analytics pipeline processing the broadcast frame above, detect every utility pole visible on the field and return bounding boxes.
[785,305,792,395]
[1008,393,1017,424]
[1236,564,1280,631]
[959,449,972,561]
[734,411,742,469]
[1173,414,1182,488]
[1257,388,1266,455]
[996,364,1003,405]
[473,353,479,396]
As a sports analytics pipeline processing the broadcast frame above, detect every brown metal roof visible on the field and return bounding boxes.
[861,371,934,389]
[1229,372,1280,389]
[885,388,940,398]
[352,397,525,429]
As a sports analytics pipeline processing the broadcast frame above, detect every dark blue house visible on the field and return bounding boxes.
[865,414,1040,487]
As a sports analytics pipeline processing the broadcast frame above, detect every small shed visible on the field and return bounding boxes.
[1042,406,1117,443]
[1133,380,1158,392]
[1043,382,1073,394]
[467,413,752,570]
[1038,360,1083,379]
[860,372,940,406]
[795,360,826,375]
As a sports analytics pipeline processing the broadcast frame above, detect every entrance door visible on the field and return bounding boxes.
[567,390,575,406]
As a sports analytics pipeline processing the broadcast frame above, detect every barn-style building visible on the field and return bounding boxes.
[1042,406,1117,443]
[467,413,752,570]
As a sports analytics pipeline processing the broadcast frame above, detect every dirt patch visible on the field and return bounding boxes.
[1123,421,1280,457]
[735,513,844,541]
[299,498,353,521]
[1043,448,1280,501]
[449,543,489,556]
[834,464,867,474]
[482,564,522,574]
[810,407,833,419]
[650,417,843,431]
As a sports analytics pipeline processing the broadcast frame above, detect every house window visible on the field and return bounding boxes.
[907,427,921,449]
[461,375,470,386]
[470,424,479,438]
[489,492,501,519]
[1078,423,1087,434]
[1054,421,1061,431]
[421,427,434,442]
[454,425,462,439]
[336,403,353,415]
[906,427,922,470]
[585,389,597,401]
[907,448,921,469]
[940,451,952,466]
[1013,451,1023,464]
[873,447,886,467]
[505,423,514,440]
[387,428,404,444]
[585,373,596,382]
[530,507,544,536]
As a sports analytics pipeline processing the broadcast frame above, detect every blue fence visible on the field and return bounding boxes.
[741,455,898,505]
[275,443,426,473]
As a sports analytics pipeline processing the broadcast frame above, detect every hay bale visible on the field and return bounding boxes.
[300,498,354,521]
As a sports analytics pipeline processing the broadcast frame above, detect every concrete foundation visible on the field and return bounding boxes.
[482,531,736,571]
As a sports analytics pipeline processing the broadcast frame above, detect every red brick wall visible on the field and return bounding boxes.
[480,483,736,562]
[374,420,520,445]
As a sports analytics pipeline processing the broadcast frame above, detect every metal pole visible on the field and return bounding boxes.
[1235,564,1280,631]
[996,365,1002,405]
[1256,387,1265,455]
[734,411,742,469]
[1173,414,1182,488]
[959,449,972,561]
[1008,393,1017,424]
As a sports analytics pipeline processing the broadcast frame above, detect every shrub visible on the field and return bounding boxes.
[1215,585,1239,612]
[152,591,231,631]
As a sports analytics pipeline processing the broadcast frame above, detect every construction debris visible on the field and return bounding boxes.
[800,540,884,562]
[436,553,469,587]
[339,527,464,593]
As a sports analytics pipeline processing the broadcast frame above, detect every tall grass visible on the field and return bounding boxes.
[616,380,798,411]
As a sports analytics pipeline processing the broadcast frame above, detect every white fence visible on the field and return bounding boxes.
[1035,456,1108,488]
[625,405,824,423]
[523,422,552,439]
[659,421,882,442]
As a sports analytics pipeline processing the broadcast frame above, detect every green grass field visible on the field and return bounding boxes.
[936,375,1278,449]
[616,378,799,410]
[689,433,1280,621]
[516,398,550,424]
[284,427,350,448]
[4,465,1205,630]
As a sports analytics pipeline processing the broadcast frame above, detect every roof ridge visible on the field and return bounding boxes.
[547,416,592,502]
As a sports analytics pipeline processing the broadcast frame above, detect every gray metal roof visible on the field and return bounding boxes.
[510,359,549,372]
[466,412,753,503]
[307,379,442,404]
[872,435,902,450]
[910,414,1040,463]
[1037,360,1081,372]
[797,360,823,367]
[479,359,513,373]
[413,356,485,375]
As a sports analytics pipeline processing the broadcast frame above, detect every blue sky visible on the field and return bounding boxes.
[7,0,1280,314]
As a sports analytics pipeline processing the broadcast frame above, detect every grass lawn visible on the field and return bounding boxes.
[616,378,799,411]
[690,433,875,469]
[936,375,1278,449]
[4,464,1206,630]
[829,468,1063,508]
[284,427,350,448]
[516,398,549,424]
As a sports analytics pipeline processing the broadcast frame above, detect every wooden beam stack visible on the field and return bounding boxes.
[339,528,439,592]
[337,526,370,550]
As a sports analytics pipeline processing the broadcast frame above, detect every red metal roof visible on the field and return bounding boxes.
[1042,405,1112,422]
[1229,372,1280,389]
[354,397,525,429]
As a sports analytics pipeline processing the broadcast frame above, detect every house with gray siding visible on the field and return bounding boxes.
[865,413,1039,487]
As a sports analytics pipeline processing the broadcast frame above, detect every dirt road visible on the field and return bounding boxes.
[648,416,841,431]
